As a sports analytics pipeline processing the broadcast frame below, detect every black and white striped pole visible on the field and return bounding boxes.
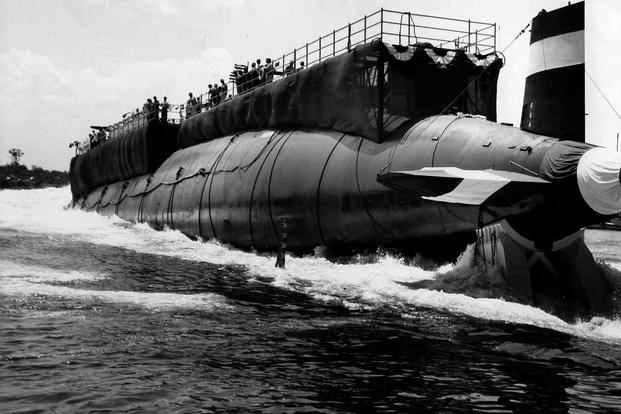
[520,2,584,142]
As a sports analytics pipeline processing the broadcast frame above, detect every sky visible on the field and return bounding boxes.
[0,0,619,171]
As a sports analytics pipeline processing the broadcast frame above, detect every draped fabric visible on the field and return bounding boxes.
[576,147,621,215]
[177,40,502,148]
[384,44,501,67]
[71,41,503,200]
[70,121,179,198]
[539,140,594,180]
[386,44,502,123]
[537,140,616,220]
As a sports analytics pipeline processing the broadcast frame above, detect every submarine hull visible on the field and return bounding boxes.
[74,115,620,318]
[79,115,560,252]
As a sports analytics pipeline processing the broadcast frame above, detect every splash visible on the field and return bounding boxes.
[399,245,522,301]
[1,187,620,342]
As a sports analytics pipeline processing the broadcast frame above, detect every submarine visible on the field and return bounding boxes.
[70,4,621,319]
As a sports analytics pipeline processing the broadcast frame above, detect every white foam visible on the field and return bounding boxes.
[1,187,620,342]
[268,256,571,336]
[573,317,621,341]
[0,260,104,283]
[609,262,621,271]
[2,280,232,311]
[0,260,232,312]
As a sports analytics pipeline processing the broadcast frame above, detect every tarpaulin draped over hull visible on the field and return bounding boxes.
[531,140,604,232]
[540,141,621,215]
[385,44,502,122]
[70,121,178,198]
[539,140,594,180]
[177,40,502,148]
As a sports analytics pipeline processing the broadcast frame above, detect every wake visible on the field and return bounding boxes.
[1,186,620,343]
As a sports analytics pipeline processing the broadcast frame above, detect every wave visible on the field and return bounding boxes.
[1,186,620,342]
[0,260,233,312]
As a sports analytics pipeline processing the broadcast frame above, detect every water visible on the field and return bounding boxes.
[1,187,620,413]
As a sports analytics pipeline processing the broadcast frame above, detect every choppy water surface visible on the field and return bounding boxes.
[1,187,620,413]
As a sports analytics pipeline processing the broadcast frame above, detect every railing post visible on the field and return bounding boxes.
[293,48,297,67]
[468,19,471,53]
[318,36,322,62]
[305,43,308,65]
[380,8,384,41]
[364,15,367,43]
[475,30,478,53]
[347,23,351,52]
[332,30,336,56]
[493,23,497,51]
[408,12,411,45]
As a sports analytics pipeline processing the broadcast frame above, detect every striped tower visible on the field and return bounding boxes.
[520,2,585,141]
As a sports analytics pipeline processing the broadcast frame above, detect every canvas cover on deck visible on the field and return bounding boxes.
[178,40,502,148]
[384,43,502,122]
[539,140,595,180]
[70,121,178,198]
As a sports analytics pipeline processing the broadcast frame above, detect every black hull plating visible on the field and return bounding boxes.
[77,115,558,254]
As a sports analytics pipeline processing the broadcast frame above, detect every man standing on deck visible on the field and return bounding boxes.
[284,60,295,76]
[206,85,213,108]
[161,97,170,123]
[146,98,154,121]
[248,62,259,89]
[152,96,160,121]
[186,93,197,118]
[96,129,106,144]
[142,99,149,116]
[209,84,219,106]
[219,79,228,102]
[263,58,275,84]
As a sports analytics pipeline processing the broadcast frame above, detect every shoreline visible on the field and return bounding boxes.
[0,164,69,190]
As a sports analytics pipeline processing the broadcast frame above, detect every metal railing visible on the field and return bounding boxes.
[80,9,496,152]
[274,8,495,76]
[107,104,185,140]
[74,104,185,153]
[190,8,496,117]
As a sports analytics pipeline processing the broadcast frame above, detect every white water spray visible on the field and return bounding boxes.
[1,187,620,342]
